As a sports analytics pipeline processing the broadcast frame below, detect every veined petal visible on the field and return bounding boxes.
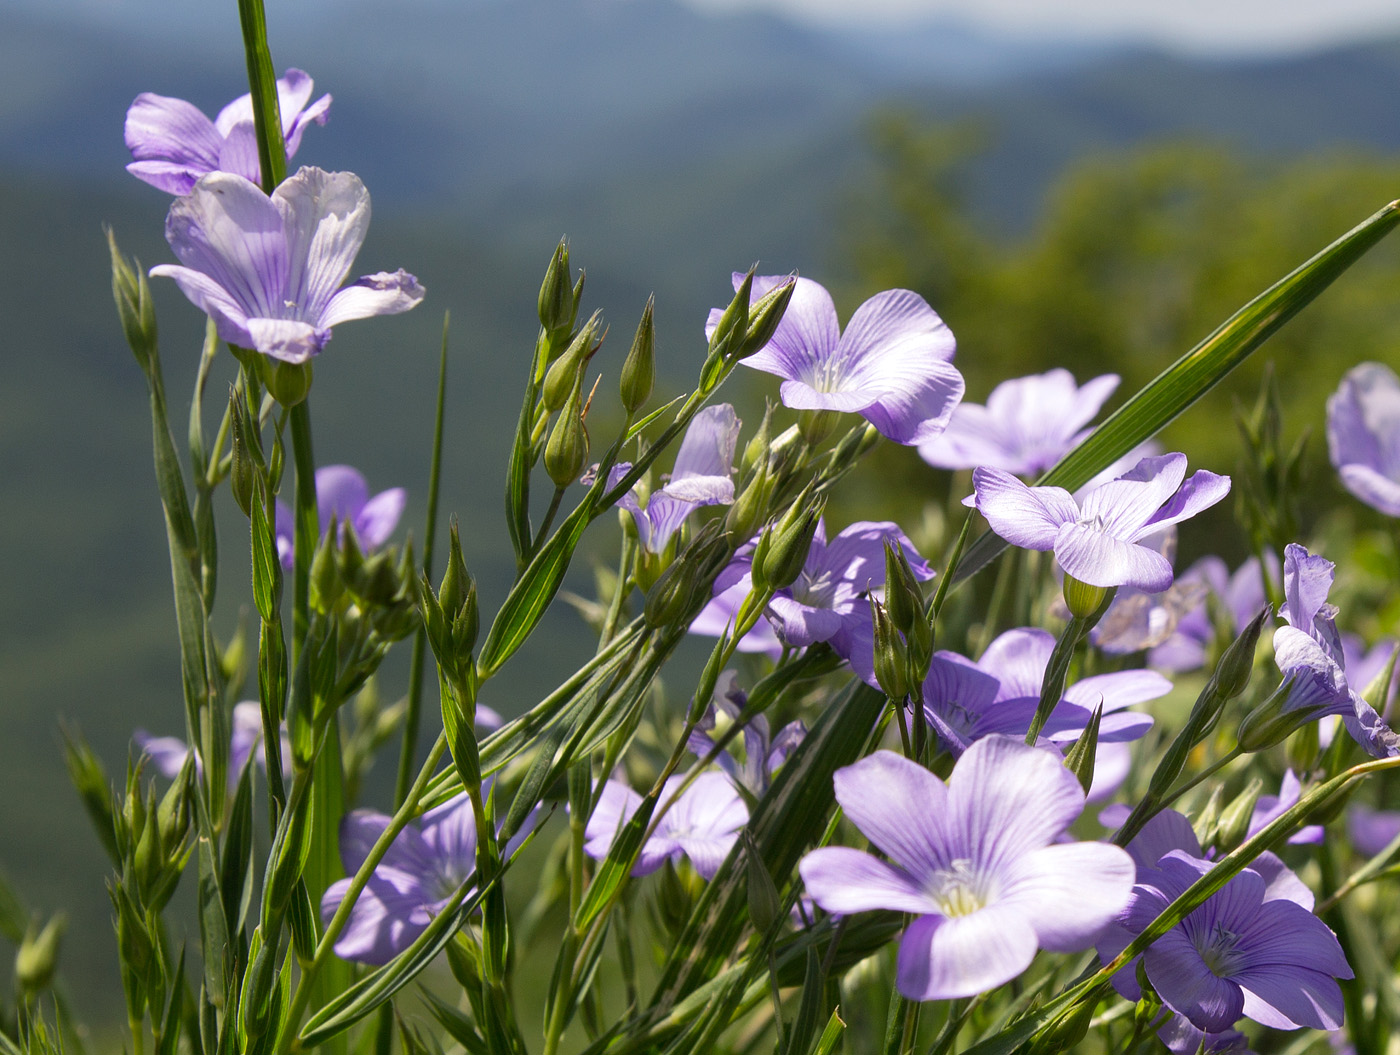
[419,792,479,878]
[1053,522,1174,590]
[147,264,254,347]
[1237,966,1345,1031]
[337,809,435,879]
[1001,842,1135,951]
[832,751,951,881]
[125,92,222,177]
[276,167,372,316]
[1145,929,1245,1032]
[162,172,288,320]
[854,354,965,445]
[800,848,941,915]
[897,906,1039,1000]
[216,121,263,185]
[667,404,740,491]
[286,92,333,157]
[316,465,370,528]
[321,270,426,328]
[766,594,847,646]
[1066,668,1172,712]
[946,736,1084,872]
[244,318,327,363]
[733,275,840,384]
[918,404,1016,471]
[321,868,432,965]
[1138,470,1231,538]
[1078,453,1187,538]
[972,469,1078,550]
[981,628,1055,701]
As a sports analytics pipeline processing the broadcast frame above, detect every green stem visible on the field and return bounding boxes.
[234,0,285,191]
[278,733,448,1055]
[288,401,317,668]
[395,316,451,807]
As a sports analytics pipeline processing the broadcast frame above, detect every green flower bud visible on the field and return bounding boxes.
[1212,777,1263,854]
[107,228,158,372]
[537,239,575,342]
[260,358,313,408]
[743,832,782,934]
[15,913,65,993]
[707,269,753,360]
[619,295,655,414]
[1237,677,1325,753]
[740,401,775,477]
[544,390,589,488]
[1213,605,1269,704]
[735,277,795,360]
[542,312,599,412]
[1062,703,1102,794]
[724,458,771,543]
[797,408,839,445]
[883,543,924,638]
[754,488,823,591]
[869,597,910,700]
[229,387,256,518]
[452,577,480,660]
[1193,784,1225,847]
[310,519,342,612]
[1062,575,1112,620]
[644,556,705,630]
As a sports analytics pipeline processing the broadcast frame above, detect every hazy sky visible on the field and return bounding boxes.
[683,0,1400,53]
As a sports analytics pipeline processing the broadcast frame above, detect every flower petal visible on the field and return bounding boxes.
[896,906,1039,1000]
[733,275,839,385]
[275,167,372,317]
[1144,930,1245,1032]
[356,488,407,550]
[1000,842,1135,952]
[800,848,942,915]
[1235,966,1346,1031]
[1053,521,1174,591]
[832,751,951,881]
[665,404,740,498]
[125,92,222,190]
[321,869,432,965]
[972,470,1078,551]
[322,270,427,328]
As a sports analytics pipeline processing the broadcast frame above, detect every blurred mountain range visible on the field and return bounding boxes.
[4,0,1400,1018]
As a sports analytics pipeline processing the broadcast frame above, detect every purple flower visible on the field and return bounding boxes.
[711,274,964,445]
[1347,804,1400,857]
[1327,362,1400,516]
[970,453,1230,591]
[135,700,290,785]
[916,628,1163,760]
[583,773,748,879]
[125,69,331,195]
[321,792,480,965]
[1149,553,1273,673]
[799,738,1134,1000]
[918,369,1119,476]
[150,167,424,363]
[1077,528,1209,656]
[1267,544,1400,758]
[686,671,806,797]
[1247,771,1324,846]
[611,404,740,554]
[1100,848,1350,1033]
[274,464,406,570]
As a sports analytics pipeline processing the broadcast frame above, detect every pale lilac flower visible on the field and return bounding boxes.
[1347,804,1400,857]
[135,700,290,784]
[1327,362,1400,516]
[970,453,1230,591]
[1150,554,1273,673]
[711,274,964,445]
[274,464,406,569]
[610,404,740,554]
[918,369,1119,476]
[917,627,1163,756]
[799,738,1134,1001]
[321,792,478,965]
[1269,544,1400,758]
[688,563,783,658]
[1342,633,1399,710]
[1074,528,1208,656]
[1076,440,1162,497]
[150,167,424,363]
[1100,807,1349,1037]
[686,671,806,797]
[125,69,330,195]
[584,773,747,879]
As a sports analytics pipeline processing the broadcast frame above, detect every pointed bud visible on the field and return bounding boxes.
[310,518,342,612]
[542,311,601,412]
[754,488,823,591]
[1237,675,1333,754]
[708,269,753,361]
[107,228,158,372]
[742,831,782,934]
[544,390,589,488]
[537,239,575,342]
[15,913,65,993]
[883,543,923,638]
[452,577,480,660]
[1063,704,1102,793]
[644,555,705,629]
[229,387,256,517]
[741,401,775,478]
[1287,718,1321,774]
[725,457,771,543]
[736,277,795,360]
[798,408,839,445]
[1213,605,1268,705]
[1212,778,1264,853]
[869,598,909,700]
[619,296,656,414]
[439,521,469,617]
[1194,784,1224,848]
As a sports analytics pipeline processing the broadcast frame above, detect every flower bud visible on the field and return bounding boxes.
[1237,674,1336,754]
[15,913,65,993]
[542,311,601,412]
[743,832,782,934]
[1212,777,1263,854]
[1213,605,1268,705]
[798,408,839,445]
[1062,575,1112,620]
[619,295,655,414]
[741,402,775,477]
[644,556,706,629]
[107,228,158,372]
[1063,703,1101,794]
[261,359,313,407]
[310,519,342,612]
[229,387,257,517]
[735,277,795,360]
[439,520,469,617]
[544,390,589,488]
[753,487,823,592]
[869,598,909,700]
[452,577,480,661]
[883,543,924,639]
[538,239,575,343]
[724,458,771,543]
[707,269,753,361]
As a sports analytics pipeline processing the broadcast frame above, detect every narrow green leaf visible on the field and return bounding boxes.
[955,197,1400,584]
[419,990,490,1055]
[812,1009,846,1055]
[500,722,567,844]
[220,763,256,938]
[197,836,231,1008]
[573,797,657,931]
[155,947,187,1055]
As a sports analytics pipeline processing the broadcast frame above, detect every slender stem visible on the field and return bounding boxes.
[1161,746,1244,812]
[598,534,637,652]
[532,486,567,555]
[395,316,451,806]
[289,402,317,666]
[234,0,285,191]
[278,733,448,1055]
